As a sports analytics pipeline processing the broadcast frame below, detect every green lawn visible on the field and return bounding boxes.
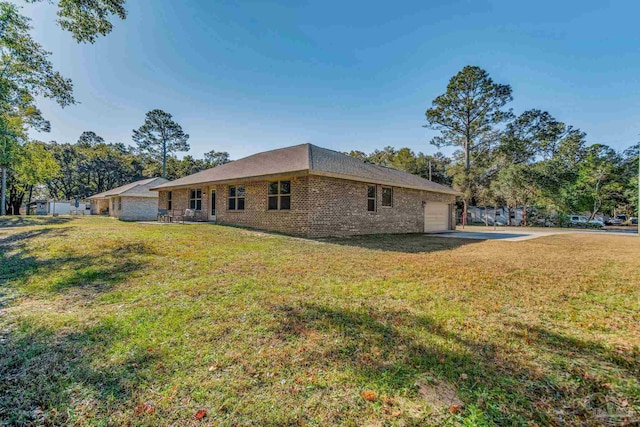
[1,217,638,426]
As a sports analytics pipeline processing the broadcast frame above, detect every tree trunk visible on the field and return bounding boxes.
[8,185,24,215]
[462,199,467,229]
[522,205,527,227]
[484,204,488,226]
[0,167,6,216]
[162,140,167,179]
[462,138,470,230]
[10,198,22,215]
[27,185,33,215]
[507,205,511,226]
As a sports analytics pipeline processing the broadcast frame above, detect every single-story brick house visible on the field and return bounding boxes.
[150,144,459,237]
[88,177,168,221]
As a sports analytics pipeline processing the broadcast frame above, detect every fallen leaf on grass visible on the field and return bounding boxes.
[195,409,207,419]
[449,404,462,414]
[134,402,154,415]
[361,390,376,401]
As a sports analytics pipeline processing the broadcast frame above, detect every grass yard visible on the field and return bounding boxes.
[1,217,639,426]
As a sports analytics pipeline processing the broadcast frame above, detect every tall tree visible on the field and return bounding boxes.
[425,65,513,224]
[25,0,127,43]
[620,143,639,217]
[0,2,75,214]
[10,140,59,213]
[132,109,190,178]
[46,136,145,199]
[204,149,230,167]
[572,144,623,219]
[0,0,128,214]
[77,130,105,146]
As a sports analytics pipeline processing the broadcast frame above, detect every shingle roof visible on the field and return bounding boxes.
[88,177,168,199]
[150,144,459,195]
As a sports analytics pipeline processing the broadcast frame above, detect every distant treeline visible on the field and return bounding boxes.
[2,131,229,214]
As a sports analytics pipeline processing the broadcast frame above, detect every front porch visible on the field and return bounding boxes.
[157,186,219,223]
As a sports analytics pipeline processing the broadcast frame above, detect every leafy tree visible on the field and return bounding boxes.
[492,163,539,226]
[141,149,230,181]
[0,114,26,213]
[0,2,76,213]
[571,144,624,219]
[346,146,452,185]
[368,146,398,167]
[46,141,84,199]
[11,140,59,212]
[204,149,230,167]
[499,109,581,164]
[620,143,639,217]
[0,0,128,214]
[495,110,590,215]
[347,150,367,161]
[132,109,190,178]
[25,0,127,43]
[425,66,513,223]
[47,134,145,199]
[77,130,105,146]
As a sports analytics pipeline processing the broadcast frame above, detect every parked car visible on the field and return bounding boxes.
[569,215,604,228]
[605,216,622,225]
[622,217,638,226]
[616,214,628,224]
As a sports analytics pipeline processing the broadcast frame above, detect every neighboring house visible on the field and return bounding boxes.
[150,144,459,237]
[48,200,91,215]
[88,178,168,221]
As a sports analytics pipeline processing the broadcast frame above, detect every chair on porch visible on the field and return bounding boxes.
[157,208,168,222]
[180,209,204,223]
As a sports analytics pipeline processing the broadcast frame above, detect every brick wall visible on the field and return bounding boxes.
[120,197,159,221]
[90,198,109,215]
[307,175,455,237]
[215,176,311,235]
[109,196,121,218]
[156,174,455,237]
[159,188,209,217]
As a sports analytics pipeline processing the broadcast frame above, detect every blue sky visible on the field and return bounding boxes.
[17,0,640,160]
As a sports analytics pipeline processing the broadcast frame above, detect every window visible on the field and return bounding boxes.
[268,180,291,210]
[190,189,202,210]
[118,197,122,210]
[382,187,393,207]
[112,199,116,211]
[228,185,245,210]
[367,185,376,212]
[167,191,172,210]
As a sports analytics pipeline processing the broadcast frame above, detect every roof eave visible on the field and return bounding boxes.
[308,170,461,195]
[148,169,311,191]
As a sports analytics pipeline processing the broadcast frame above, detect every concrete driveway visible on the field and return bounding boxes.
[431,226,638,242]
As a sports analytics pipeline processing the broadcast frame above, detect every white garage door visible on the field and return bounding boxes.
[424,202,450,233]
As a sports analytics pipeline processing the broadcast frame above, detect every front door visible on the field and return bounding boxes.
[209,189,217,221]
